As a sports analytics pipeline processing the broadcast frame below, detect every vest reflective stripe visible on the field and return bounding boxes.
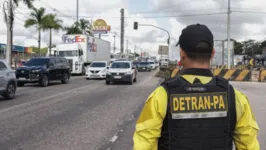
[158,76,236,150]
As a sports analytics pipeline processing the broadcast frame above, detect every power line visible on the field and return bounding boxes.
[129,8,227,14]
[232,10,266,14]
[126,12,228,18]
[13,15,39,40]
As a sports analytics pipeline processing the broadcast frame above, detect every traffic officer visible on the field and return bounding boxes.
[133,24,260,150]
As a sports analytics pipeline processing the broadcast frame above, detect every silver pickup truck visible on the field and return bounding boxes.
[0,59,17,100]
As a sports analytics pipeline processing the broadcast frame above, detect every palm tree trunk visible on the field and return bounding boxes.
[38,28,41,56]
[49,28,52,56]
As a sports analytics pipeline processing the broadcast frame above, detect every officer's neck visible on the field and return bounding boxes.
[183,62,210,69]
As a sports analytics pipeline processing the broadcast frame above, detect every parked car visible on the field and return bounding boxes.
[138,62,152,72]
[133,61,140,69]
[16,57,71,87]
[0,59,17,100]
[106,61,137,85]
[86,61,108,79]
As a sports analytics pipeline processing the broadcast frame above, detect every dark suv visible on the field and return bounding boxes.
[16,57,71,87]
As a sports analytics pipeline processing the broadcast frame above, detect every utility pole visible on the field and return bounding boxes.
[126,39,128,55]
[222,40,225,65]
[6,0,13,66]
[120,8,124,54]
[113,33,116,53]
[76,0,79,22]
[227,0,231,69]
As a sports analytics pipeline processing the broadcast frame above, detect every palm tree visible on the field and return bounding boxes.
[42,14,63,56]
[64,22,82,34]
[79,19,93,36]
[24,7,46,56]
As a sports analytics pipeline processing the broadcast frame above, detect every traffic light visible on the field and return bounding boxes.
[134,22,138,30]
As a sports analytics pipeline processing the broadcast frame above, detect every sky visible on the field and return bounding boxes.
[1,0,266,60]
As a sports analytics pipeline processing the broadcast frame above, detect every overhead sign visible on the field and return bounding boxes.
[92,19,111,34]
[158,45,168,55]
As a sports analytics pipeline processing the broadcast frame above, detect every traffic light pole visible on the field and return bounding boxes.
[137,24,170,63]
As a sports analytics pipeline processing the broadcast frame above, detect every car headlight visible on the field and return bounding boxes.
[101,69,107,73]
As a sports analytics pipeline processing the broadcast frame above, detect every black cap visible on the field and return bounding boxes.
[176,23,214,55]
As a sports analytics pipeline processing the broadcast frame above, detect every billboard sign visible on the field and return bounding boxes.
[158,45,168,55]
[92,19,111,34]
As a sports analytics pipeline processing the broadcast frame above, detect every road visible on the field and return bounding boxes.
[0,72,265,150]
[0,70,161,150]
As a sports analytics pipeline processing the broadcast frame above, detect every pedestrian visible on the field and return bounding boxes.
[133,24,260,150]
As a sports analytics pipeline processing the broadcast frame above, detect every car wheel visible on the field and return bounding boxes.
[39,74,49,87]
[61,72,69,84]
[106,80,110,85]
[3,82,16,100]
[17,82,24,87]
[86,78,90,80]
[129,77,133,85]
[82,66,86,76]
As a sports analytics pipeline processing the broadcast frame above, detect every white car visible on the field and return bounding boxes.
[149,61,156,70]
[0,59,17,100]
[106,61,137,85]
[86,61,108,79]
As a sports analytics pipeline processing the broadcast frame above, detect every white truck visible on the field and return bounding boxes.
[54,34,111,75]
[159,55,169,66]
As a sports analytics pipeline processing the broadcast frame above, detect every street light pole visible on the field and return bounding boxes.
[227,0,231,69]
[138,24,170,63]
[76,0,79,22]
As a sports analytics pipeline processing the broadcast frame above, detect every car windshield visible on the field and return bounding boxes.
[90,62,106,67]
[0,61,7,70]
[133,62,139,65]
[58,50,78,57]
[140,62,150,65]
[149,62,155,64]
[24,58,49,66]
[111,62,130,68]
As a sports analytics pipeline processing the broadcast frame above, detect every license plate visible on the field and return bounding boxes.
[142,67,145,69]
[114,76,121,79]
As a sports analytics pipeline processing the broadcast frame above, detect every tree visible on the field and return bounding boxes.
[64,19,93,35]
[42,14,63,56]
[24,7,46,56]
[64,22,82,34]
[31,46,48,55]
[134,52,140,57]
[234,40,244,55]
[79,19,93,36]
[242,39,262,56]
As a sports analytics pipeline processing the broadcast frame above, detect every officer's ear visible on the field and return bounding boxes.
[180,48,186,60]
[210,49,215,60]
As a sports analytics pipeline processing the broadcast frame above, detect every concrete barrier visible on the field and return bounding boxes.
[213,69,251,81]
[259,70,266,82]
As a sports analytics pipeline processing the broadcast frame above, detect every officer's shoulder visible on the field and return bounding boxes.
[160,76,181,87]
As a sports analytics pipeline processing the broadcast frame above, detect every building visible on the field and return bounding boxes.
[0,43,33,58]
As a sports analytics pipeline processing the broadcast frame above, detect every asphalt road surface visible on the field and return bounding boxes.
[0,73,265,150]
[0,70,161,150]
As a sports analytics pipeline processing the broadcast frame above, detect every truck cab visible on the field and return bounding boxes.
[56,43,85,75]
